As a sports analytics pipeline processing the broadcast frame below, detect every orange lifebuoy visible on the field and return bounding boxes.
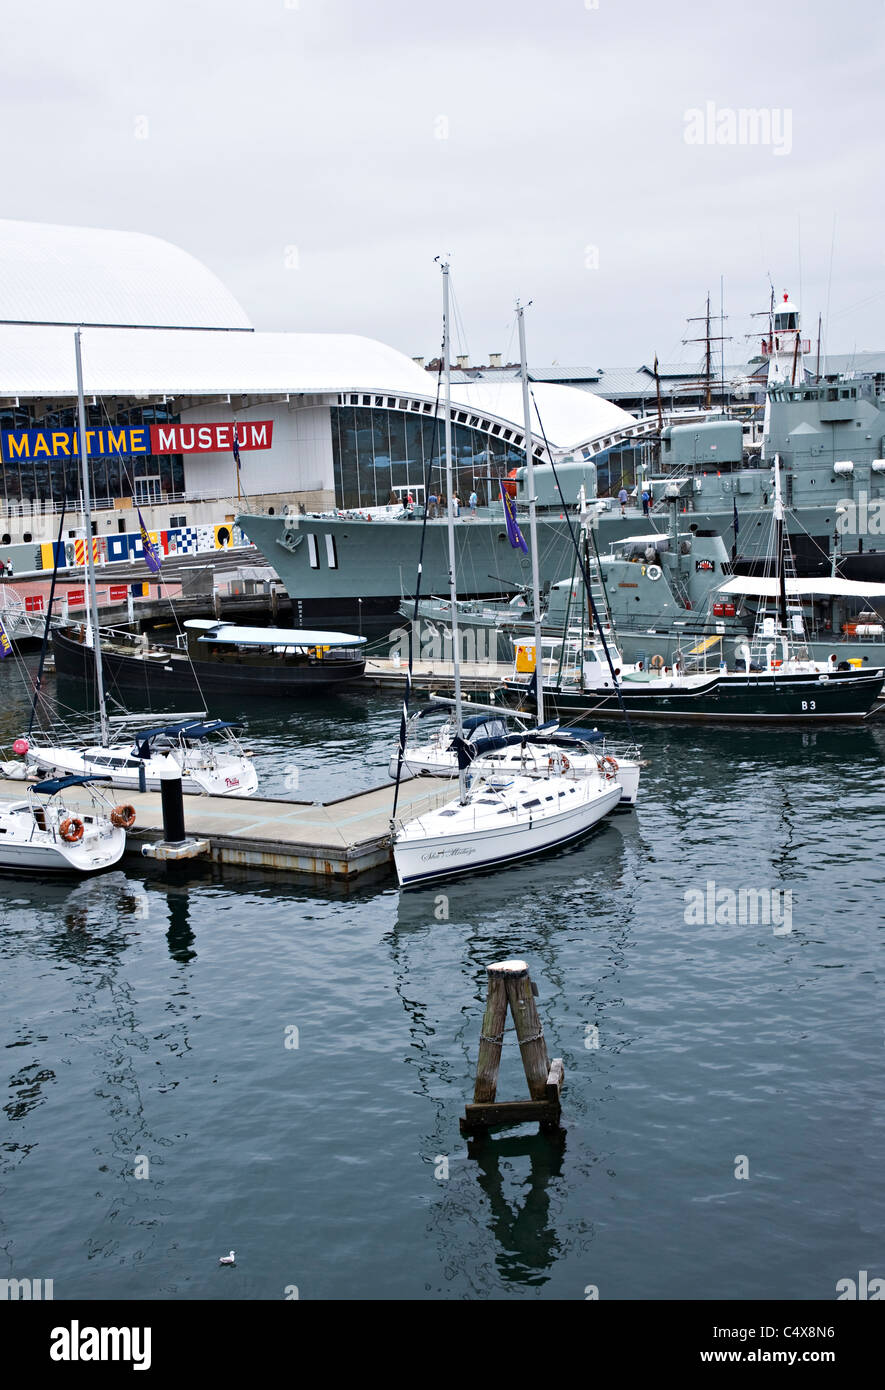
[111,804,136,830]
[59,816,84,843]
[598,755,619,780]
[548,753,570,772]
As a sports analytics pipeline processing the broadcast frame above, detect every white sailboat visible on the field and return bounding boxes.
[389,704,641,807]
[18,331,258,798]
[0,774,127,875]
[392,274,622,888]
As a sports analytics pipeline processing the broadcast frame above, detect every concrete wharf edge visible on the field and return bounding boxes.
[0,775,457,882]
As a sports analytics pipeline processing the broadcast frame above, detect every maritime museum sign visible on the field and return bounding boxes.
[0,421,274,460]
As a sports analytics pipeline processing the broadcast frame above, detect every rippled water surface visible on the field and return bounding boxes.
[1,655,883,1299]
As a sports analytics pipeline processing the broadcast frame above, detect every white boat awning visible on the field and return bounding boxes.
[718,577,885,599]
[184,620,366,646]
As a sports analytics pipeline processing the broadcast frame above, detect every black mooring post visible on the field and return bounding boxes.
[159,774,187,844]
[138,761,147,794]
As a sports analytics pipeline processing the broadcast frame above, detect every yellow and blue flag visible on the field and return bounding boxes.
[0,616,12,659]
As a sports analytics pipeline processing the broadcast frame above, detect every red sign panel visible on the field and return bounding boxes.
[149,422,273,455]
[25,594,44,613]
[66,588,86,606]
[109,585,129,602]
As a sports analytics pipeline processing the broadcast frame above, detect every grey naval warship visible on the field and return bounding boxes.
[238,296,885,625]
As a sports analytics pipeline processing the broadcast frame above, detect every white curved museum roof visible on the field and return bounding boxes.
[451,382,638,452]
[0,323,433,400]
[0,218,641,454]
[0,219,252,330]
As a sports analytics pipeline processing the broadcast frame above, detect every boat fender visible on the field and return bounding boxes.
[646,564,662,581]
[111,804,137,830]
[59,817,85,843]
[598,755,619,780]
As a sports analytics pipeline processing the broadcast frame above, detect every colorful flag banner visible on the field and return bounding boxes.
[500,483,528,553]
[137,508,162,574]
[0,616,12,659]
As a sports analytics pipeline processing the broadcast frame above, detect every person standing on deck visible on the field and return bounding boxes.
[469,489,478,517]
[618,485,628,517]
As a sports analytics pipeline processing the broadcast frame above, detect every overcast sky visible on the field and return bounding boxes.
[3,0,883,369]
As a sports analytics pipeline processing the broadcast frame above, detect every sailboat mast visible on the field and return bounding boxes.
[517,301,545,725]
[772,453,789,631]
[441,263,467,803]
[74,329,109,747]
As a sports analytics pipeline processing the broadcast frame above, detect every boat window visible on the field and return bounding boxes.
[439,809,458,816]
[476,799,500,805]
[522,798,542,808]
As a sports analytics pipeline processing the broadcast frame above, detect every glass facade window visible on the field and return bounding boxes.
[330,405,525,510]
[0,400,185,511]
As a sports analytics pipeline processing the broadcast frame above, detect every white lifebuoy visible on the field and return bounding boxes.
[646,564,662,581]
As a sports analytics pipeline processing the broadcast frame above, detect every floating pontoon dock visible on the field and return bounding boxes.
[0,775,455,883]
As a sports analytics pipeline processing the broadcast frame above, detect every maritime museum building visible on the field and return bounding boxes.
[0,218,656,568]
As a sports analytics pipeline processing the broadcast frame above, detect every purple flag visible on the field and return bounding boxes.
[137,508,163,574]
[233,421,241,470]
[0,616,12,659]
[500,483,528,553]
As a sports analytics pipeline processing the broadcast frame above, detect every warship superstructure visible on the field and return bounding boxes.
[238,294,885,622]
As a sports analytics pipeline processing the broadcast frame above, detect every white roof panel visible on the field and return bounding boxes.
[450,381,640,452]
[0,322,434,399]
[0,219,252,330]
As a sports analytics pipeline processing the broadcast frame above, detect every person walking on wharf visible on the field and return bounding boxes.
[618,485,628,517]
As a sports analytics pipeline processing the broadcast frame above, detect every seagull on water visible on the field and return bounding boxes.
[219,1250,236,1266]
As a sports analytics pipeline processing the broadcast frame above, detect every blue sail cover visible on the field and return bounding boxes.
[33,774,112,794]
[134,719,243,759]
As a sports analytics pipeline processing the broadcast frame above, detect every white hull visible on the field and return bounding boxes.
[26,747,258,798]
[0,803,126,874]
[390,745,639,806]
[393,775,622,887]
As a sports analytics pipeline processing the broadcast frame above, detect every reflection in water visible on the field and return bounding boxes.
[386,823,633,1292]
[164,886,196,963]
[467,1128,567,1284]
[1,871,197,1268]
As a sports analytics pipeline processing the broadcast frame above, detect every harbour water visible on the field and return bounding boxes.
[1,654,883,1300]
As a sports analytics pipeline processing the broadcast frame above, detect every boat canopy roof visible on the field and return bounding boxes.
[718,577,885,598]
[134,718,243,749]
[32,774,112,794]
[185,620,366,647]
[611,533,671,548]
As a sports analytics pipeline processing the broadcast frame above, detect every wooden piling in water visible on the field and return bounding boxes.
[461,959,564,1135]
